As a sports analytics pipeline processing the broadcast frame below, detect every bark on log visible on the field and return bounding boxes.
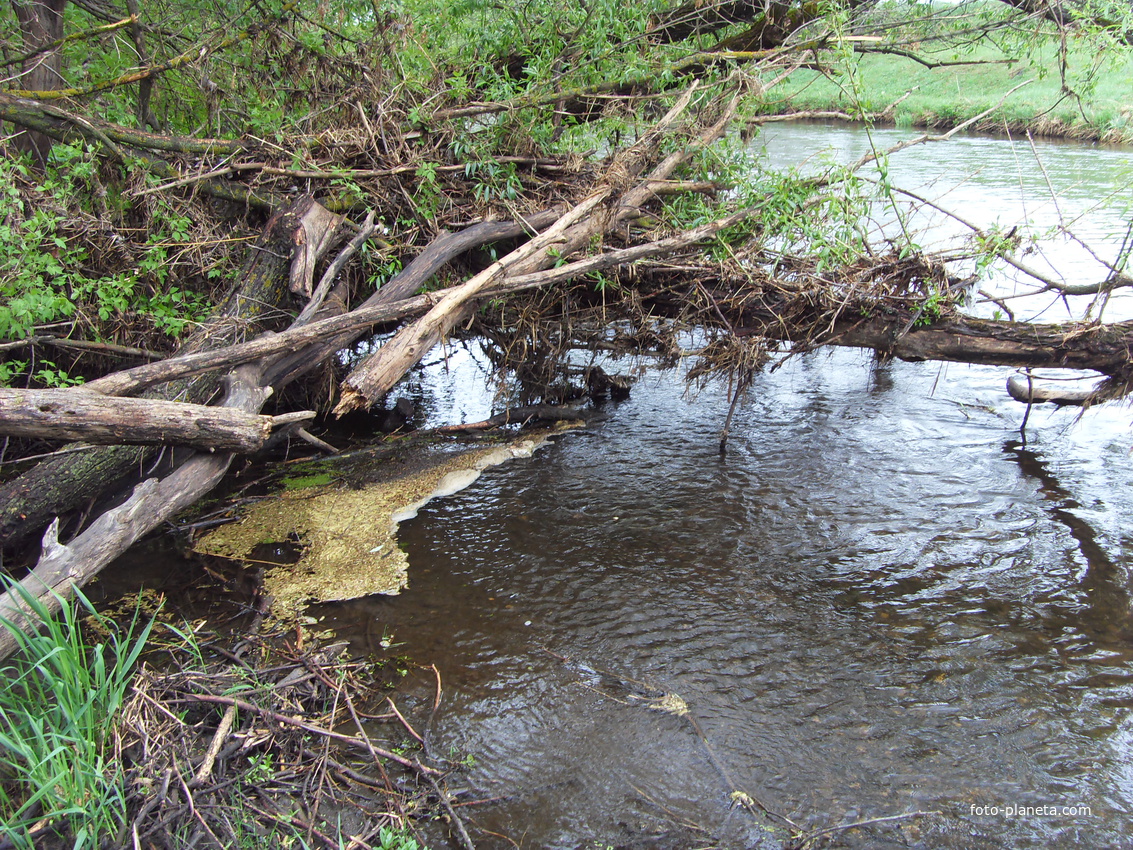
[820,315,1133,378]
[0,388,313,452]
[1006,375,1101,406]
[0,195,338,553]
[0,367,270,661]
[435,404,602,432]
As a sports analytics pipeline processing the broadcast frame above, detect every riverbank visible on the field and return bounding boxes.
[766,43,1133,143]
[0,578,447,850]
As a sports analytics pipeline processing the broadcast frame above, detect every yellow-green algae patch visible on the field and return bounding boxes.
[194,431,560,619]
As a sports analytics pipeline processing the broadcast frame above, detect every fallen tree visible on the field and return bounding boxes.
[0,85,748,636]
[0,387,313,451]
[0,0,1131,667]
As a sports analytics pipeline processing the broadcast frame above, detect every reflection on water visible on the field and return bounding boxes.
[754,122,1133,323]
[314,126,1133,849]
[317,352,1133,849]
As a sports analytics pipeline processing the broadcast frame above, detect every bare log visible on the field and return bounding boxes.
[64,210,740,401]
[0,367,270,662]
[0,388,313,452]
[0,195,340,553]
[1006,375,1101,406]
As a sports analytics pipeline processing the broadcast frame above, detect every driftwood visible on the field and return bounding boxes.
[80,209,741,399]
[1006,375,1101,406]
[0,388,314,452]
[435,404,603,433]
[0,208,573,563]
[0,195,341,552]
[0,197,349,655]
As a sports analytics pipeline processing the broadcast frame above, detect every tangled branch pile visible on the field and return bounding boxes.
[1,0,1132,651]
[119,634,452,850]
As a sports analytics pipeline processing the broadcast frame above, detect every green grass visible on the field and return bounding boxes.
[0,583,156,850]
[769,42,1133,142]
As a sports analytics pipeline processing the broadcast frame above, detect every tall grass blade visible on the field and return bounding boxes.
[0,579,156,849]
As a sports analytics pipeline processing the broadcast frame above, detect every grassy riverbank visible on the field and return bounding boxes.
[0,582,442,849]
[770,42,1133,142]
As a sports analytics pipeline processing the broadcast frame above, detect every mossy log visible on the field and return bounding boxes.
[0,196,334,554]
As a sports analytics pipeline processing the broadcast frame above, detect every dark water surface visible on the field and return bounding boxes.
[316,355,1133,849]
[309,126,1133,849]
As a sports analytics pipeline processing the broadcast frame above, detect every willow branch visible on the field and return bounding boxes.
[0,15,137,69]
[3,1,301,102]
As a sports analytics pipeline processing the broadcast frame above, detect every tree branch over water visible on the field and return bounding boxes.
[1,0,1132,651]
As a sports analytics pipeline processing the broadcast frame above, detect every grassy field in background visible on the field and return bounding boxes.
[769,42,1133,142]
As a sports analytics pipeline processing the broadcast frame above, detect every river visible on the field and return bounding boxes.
[311,124,1133,849]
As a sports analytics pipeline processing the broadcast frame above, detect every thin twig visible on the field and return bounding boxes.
[427,774,477,850]
[190,703,237,787]
[174,692,441,774]
[386,698,425,744]
[792,810,940,846]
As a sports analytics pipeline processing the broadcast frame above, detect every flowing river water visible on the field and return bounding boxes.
[306,124,1133,849]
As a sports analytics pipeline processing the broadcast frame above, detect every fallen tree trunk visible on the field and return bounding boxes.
[261,210,564,390]
[0,195,339,553]
[820,315,1133,379]
[0,388,314,452]
[80,208,742,399]
[0,367,267,661]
